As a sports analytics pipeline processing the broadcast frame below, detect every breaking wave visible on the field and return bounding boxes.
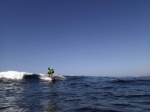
[0,71,44,80]
[0,71,66,81]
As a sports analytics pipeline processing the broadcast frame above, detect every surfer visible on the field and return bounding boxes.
[48,67,54,78]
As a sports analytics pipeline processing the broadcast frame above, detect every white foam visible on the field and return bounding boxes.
[0,71,33,79]
[56,74,67,80]
[40,76,52,81]
[40,75,67,81]
[0,71,67,81]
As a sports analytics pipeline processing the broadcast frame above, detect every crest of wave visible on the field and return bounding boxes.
[0,71,35,79]
[0,71,66,80]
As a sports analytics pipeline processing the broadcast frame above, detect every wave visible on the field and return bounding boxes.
[0,71,67,81]
[124,94,150,98]
[110,77,150,85]
[111,79,134,84]
[0,71,45,80]
[74,107,119,112]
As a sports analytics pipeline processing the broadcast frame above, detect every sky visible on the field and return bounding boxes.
[0,0,150,76]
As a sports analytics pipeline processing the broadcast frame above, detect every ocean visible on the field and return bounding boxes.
[0,71,150,112]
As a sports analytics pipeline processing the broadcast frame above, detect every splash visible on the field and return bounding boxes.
[0,71,44,80]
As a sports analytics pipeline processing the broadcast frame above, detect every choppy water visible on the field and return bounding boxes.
[0,76,150,112]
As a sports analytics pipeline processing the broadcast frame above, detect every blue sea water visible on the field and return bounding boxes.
[0,75,150,112]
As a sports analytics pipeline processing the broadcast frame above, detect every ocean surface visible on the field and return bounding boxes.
[0,72,150,112]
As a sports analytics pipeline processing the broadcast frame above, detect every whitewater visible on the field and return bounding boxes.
[0,71,66,81]
[0,71,35,79]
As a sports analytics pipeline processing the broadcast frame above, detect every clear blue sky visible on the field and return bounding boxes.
[1,0,150,76]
